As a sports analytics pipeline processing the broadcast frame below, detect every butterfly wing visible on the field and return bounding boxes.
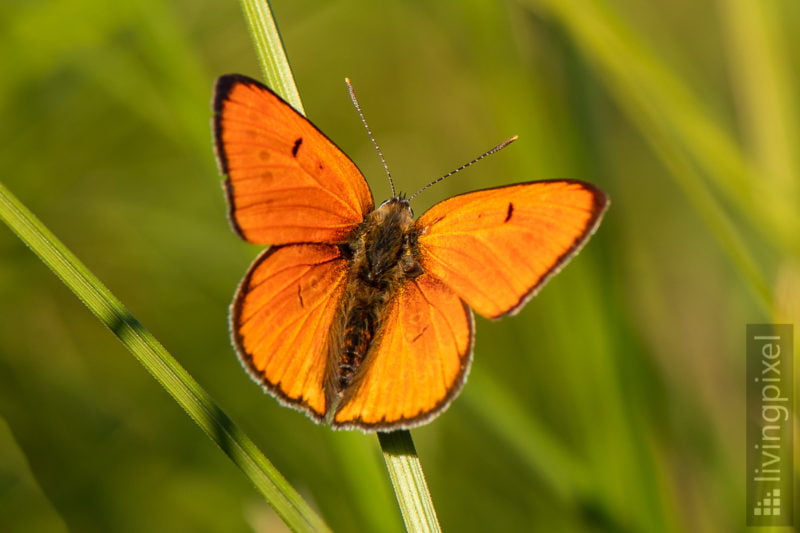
[332,273,473,430]
[214,74,374,245]
[232,243,348,420]
[416,180,608,319]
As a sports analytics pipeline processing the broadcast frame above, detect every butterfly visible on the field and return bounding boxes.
[213,74,608,431]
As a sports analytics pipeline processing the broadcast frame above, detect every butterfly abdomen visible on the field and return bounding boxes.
[338,301,377,389]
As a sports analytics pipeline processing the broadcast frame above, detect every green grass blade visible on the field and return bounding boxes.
[237,0,304,113]
[0,181,330,533]
[378,431,442,533]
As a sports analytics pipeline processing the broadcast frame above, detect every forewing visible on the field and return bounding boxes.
[332,274,473,430]
[416,180,608,319]
[214,74,374,245]
[232,243,348,420]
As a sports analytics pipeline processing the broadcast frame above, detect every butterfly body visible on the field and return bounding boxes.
[214,74,608,431]
[326,198,421,410]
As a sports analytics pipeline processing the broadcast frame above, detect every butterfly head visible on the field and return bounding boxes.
[377,195,413,219]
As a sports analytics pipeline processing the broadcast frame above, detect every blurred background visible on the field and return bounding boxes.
[1,0,798,531]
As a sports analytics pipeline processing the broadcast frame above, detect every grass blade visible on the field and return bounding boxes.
[237,0,304,113]
[378,431,442,533]
[0,181,330,533]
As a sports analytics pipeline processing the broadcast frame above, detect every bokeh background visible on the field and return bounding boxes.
[1,0,798,531]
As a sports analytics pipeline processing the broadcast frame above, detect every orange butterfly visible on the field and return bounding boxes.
[213,74,608,431]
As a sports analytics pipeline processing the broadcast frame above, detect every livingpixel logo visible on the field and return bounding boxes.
[746,324,793,527]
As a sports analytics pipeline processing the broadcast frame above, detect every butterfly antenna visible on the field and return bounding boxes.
[346,78,396,197]
[408,135,518,201]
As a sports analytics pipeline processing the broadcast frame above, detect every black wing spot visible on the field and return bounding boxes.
[292,137,303,157]
[504,202,514,223]
[297,285,305,308]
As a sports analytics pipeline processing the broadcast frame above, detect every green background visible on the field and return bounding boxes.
[1,0,797,531]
